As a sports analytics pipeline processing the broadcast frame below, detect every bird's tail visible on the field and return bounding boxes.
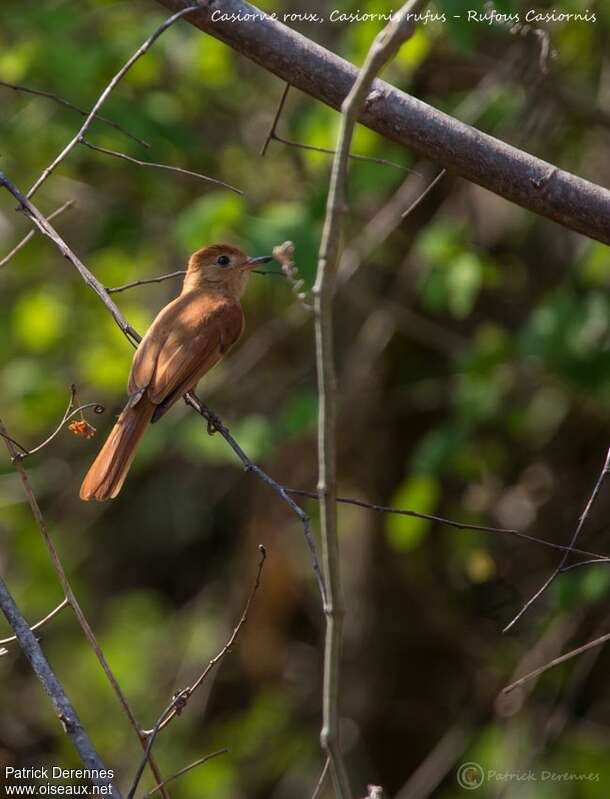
[79,397,155,501]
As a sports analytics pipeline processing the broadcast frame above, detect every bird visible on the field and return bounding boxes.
[80,244,272,501]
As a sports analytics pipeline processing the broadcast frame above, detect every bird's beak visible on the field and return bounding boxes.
[244,255,273,269]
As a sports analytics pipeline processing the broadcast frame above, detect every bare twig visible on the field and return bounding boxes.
[128,693,189,799]
[107,270,186,293]
[107,267,282,293]
[0,415,171,799]
[312,4,426,797]
[0,577,121,797]
[260,83,415,173]
[0,386,104,460]
[502,630,610,695]
[0,171,140,346]
[141,749,228,799]
[311,758,330,799]
[185,393,327,604]
[503,445,610,632]
[0,200,74,269]
[271,133,416,173]
[80,138,243,195]
[0,598,69,656]
[285,488,610,562]
[27,4,202,198]
[260,82,291,156]
[0,80,148,148]
[139,545,266,738]
[401,169,446,218]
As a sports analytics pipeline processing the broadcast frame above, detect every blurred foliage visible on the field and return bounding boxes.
[1,1,609,798]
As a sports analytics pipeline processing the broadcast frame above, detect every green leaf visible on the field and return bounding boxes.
[386,474,440,551]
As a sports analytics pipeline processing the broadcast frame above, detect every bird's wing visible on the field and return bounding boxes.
[128,294,243,408]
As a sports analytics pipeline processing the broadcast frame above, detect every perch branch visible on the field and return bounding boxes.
[156,0,610,244]
[0,576,121,798]
[285,489,610,562]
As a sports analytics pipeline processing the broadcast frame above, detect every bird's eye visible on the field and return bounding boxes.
[217,255,230,267]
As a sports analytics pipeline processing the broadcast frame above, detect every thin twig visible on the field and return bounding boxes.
[26,4,202,198]
[401,168,446,218]
[311,758,330,799]
[80,138,243,195]
[260,83,416,173]
[502,630,610,695]
[185,394,327,605]
[0,80,148,148]
[141,749,228,799]
[0,200,74,269]
[285,488,610,562]
[0,171,325,607]
[0,598,69,656]
[139,545,266,738]
[503,445,610,633]
[107,270,186,293]
[107,268,282,293]
[271,133,417,173]
[0,386,104,459]
[260,82,291,156]
[0,171,140,346]
[312,4,427,796]
[0,416,171,799]
[0,576,121,798]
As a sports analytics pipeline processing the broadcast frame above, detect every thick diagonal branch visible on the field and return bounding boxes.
[155,0,610,245]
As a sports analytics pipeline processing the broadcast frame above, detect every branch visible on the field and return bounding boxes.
[502,630,610,695]
[0,80,149,148]
[0,598,69,656]
[0,385,104,459]
[155,0,610,245]
[259,86,416,173]
[312,3,426,796]
[80,138,243,195]
[0,200,74,269]
[503,445,610,632]
[141,749,228,799]
[0,576,121,798]
[0,171,140,346]
[107,270,187,293]
[27,4,202,199]
[285,488,610,562]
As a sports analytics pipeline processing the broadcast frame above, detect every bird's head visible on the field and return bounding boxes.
[183,244,272,297]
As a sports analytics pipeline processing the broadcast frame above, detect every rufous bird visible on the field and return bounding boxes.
[80,244,272,501]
